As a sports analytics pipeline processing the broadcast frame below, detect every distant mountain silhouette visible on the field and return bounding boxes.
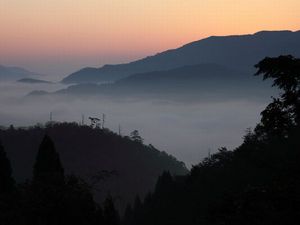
[17,78,52,84]
[0,65,39,81]
[0,123,187,210]
[48,63,275,102]
[62,30,300,84]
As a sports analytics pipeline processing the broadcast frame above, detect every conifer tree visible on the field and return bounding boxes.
[123,204,133,225]
[103,195,120,225]
[130,130,144,143]
[0,139,16,225]
[155,171,173,195]
[95,205,104,225]
[0,139,14,193]
[132,195,143,225]
[33,135,64,185]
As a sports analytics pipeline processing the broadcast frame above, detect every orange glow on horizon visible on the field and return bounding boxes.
[0,0,299,74]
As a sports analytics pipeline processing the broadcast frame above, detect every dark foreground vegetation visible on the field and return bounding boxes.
[0,122,187,211]
[0,134,120,225]
[122,55,300,225]
[0,55,300,225]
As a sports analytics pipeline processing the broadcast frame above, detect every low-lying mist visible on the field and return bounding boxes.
[0,80,272,166]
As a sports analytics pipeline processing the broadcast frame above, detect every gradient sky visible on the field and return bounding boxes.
[1,0,299,77]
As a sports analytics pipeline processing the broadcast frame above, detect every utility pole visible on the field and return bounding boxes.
[81,114,85,125]
[102,113,106,129]
[118,124,122,136]
[208,148,211,159]
[50,112,53,122]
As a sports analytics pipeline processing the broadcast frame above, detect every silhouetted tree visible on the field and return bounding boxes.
[0,140,14,193]
[20,135,66,225]
[122,204,133,225]
[133,195,142,213]
[61,175,98,225]
[33,135,64,185]
[154,171,174,195]
[255,97,293,139]
[255,55,300,139]
[95,205,104,225]
[19,136,104,225]
[103,195,120,225]
[130,130,143,143]
[0,139,16,225]
[130,195,143,225]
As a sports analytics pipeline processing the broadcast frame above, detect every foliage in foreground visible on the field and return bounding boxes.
[122,55,300,225]
[0,134,122,225]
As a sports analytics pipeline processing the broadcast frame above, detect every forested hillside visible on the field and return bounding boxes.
[122,55,300,225]
[0,123,187,211]
[0,134,122,225]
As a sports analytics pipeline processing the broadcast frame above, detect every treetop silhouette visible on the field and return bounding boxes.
[0,139,15,194]
[33,135,65,185]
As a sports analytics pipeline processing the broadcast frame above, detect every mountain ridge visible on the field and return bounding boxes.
[30,63,275,103]
[0,65,40,81]
[61,30,300,84]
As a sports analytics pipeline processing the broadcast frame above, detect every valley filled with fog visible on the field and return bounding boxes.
[2,30,299,166]
[0,77,273,166]
[1,0,299,222]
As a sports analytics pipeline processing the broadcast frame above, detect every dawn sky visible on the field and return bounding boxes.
[1,0,299,76]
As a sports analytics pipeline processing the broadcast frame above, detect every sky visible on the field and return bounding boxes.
[1,0,300,77]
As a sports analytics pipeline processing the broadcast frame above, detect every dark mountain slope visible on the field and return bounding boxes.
[62,30,300,83]
[55,63,275,102]
[0,123,187,208]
